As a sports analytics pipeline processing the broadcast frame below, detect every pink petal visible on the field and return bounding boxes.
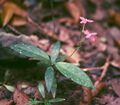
[91,32,97,35]
[80,17,86,20]
[80,21,86,24]
[83,30,97,39]
[83,30,90,35]
[85,34,92,38]
[86,19,94,23]
[89,36,97,42]
[80,17,94,24]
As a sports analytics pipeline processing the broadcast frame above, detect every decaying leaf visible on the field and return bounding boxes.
[108,9,120,27]
[111,79,120,97]
[13,89,29,105]
[61,45,81,63]
[109,27,120,45]
[11,16,27,26]
[1,2,28,26]
[0,0,7,5]
[0,99,13,105]
[64,0,85,23]
[107,98,120,105]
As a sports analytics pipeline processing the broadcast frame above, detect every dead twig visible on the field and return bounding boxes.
[95,56,111,86]
[80,56,111,105]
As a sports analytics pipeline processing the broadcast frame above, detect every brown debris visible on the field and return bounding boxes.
[0,99,13,105]
[111,79,120,97]
[13,89,29,105]
[63,0,85,24]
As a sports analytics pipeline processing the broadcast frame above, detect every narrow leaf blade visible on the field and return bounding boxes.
[51,41,61,63]
[45,67,54,92]
[45,101,51,105]
[51,78,57,98]
[55,62,94,89]
[31,99,44,104]
[38,82,45,98]
[49,98,65,103]
[56,54,66,62]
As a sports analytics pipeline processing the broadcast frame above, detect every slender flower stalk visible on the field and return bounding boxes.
[69,17,97,58]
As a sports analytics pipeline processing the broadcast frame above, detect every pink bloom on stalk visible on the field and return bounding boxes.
[80,17,94,24]
[83,30,97,39]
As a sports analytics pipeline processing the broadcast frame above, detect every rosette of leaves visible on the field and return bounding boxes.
[11,41,94,104]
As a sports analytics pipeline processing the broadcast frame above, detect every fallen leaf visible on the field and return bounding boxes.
[111,79,120,97]
[98,95,115,105]
[2,2,14,26]
[13,89,29,105]
[0,0,8,5]
[92,7,106,20]
[2,2,28,26]
[0,32,38,47]
[108,9,120,27]
[109,27,120,45]
[111,60,120,69]
[11,16,27,26]
[64,0,85,23]
[107,98,120,105]
[0,100,13,105]
[61,45,81,63]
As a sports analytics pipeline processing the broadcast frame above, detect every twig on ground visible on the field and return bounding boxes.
[81,56,111,105]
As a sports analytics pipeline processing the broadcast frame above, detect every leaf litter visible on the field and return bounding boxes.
[0,0,120,105]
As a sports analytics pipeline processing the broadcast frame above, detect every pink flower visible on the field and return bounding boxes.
[80,17,94,24]
[83,30,97,39]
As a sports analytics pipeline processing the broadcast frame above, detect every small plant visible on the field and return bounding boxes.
[10,17,96,105]
[10,42,94,104]
[30,81,65,105]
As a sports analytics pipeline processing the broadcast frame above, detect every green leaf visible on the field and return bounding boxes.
[45,67,54,92]
[49,98,65,103]
[10,43,50,65]
[45,101,51,105]
[50,41,61,63]
[55,62,94,89]
[38,82,45,98]
[51,77,57,98]
[31,99,43,104]
[56,54,66,62]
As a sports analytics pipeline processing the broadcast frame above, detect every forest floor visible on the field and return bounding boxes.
[0,0,120,105]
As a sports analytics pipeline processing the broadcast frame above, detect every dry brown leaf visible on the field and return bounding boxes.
[64,0,85,23]
[11,16,27,26]
[109,27,120,45]
[107,98,120,105]
[0,0,8,5]
[111,79,120,97]
[61,45,80,63]
[111,60,120,69]
[2,2,14,26]
[13,89,29,105]
[0,100,13,105]
[109,9,120,27]
[0,32,50,52]
[2,2,28,26]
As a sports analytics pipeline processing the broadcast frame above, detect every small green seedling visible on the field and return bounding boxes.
[30,81,65,105]
[10,41,94,105]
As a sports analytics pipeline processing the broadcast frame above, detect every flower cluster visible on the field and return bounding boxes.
[80,17,97,42]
